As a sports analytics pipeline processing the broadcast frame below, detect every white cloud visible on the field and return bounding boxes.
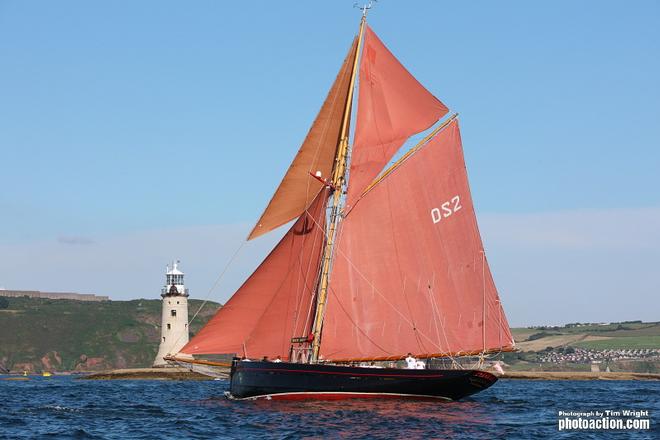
[57,235,95,245]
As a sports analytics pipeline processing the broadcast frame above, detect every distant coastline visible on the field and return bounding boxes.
[1,296,658,376]
[0,289,109,302]
[500,371,660,381]
[3,369,658,382]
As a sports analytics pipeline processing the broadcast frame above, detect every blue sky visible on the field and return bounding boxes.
[1,1,658,326]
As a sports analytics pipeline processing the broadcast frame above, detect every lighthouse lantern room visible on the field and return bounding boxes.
[153,260,190,367]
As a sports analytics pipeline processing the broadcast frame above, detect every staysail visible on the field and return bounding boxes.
[320,120,514,361]
[346,26,449,207]
[247,37,358,241]
[180,189,328,360]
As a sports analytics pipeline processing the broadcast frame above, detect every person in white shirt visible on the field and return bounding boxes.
[405,353,417,369]
[415,359,426,369]
[273,356,282,363]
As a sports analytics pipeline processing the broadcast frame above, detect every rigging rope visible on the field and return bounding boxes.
[188,240,247,326]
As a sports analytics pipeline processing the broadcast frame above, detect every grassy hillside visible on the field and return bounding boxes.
[572,336,660,350]
[505,321,660,373]
[512,321,660,351]
[0,296,220,372]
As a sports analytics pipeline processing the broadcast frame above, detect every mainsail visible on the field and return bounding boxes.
[320,120,514,361]
[247,37,358,240]
[346,26,449,207]
[180,189,328,360]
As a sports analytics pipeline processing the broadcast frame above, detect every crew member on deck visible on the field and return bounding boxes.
[405,353,417,369]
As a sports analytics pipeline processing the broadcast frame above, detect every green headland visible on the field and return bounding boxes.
[0,296,220,373]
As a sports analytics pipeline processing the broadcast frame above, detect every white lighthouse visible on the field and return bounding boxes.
[153,260,190,367]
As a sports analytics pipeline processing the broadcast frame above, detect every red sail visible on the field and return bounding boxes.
[247,38,358,240]
[180,190,328,360]
[320,120,513,361]
[346,26,448,208]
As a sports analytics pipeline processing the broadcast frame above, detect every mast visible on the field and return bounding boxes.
[310,12,367,363]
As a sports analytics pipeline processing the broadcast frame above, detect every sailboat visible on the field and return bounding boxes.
[168,6,515,401]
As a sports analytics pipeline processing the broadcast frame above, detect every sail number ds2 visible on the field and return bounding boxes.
[431,195,462,224]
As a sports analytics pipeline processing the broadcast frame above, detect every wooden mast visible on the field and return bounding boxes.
[310,13,367,363]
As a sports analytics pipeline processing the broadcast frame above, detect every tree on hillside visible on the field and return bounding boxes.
[0,297,9,309]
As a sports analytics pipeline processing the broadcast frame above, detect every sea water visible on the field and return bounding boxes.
[0,376,657,439]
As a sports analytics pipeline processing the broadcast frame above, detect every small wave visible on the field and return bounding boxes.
[42,428,102,439]
[43,404,81,412]
[0,416,27,427]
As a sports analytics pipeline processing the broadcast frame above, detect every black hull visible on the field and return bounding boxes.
[228,360,497,401]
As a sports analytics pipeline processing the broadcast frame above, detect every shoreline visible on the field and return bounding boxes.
[499,371,660,380]
[78,367,228,380]
[4,369,658,381]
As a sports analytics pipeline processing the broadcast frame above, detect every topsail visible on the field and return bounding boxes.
[346,26,448,207]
